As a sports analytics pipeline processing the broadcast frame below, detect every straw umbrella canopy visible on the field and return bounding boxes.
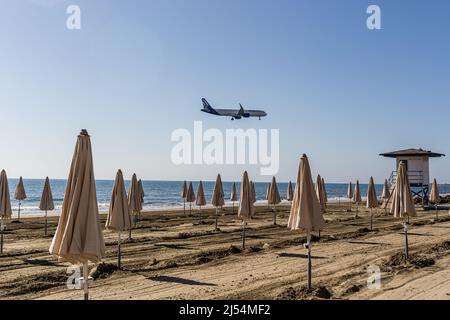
[346,181,353,211]
[181,180,188,216]
[268,176,281,225]
[390,161,416,259]
[39,177,55,236]
[106,170,132,269]
[287,154,325,290]
[315,175,326,213]
[238,171,253,250]
[230,182,237,214]
[186,182,196,215]
[49,130,105,300]
[14,176,27,221]
[196,180,206,223]
[211,174,225,230]
[366,177,378,230]
[0,170,12,256]
[286,181,293,202]
[430,178,440,218]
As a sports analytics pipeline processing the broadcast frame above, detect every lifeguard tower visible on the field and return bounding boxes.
[380,148,445,206]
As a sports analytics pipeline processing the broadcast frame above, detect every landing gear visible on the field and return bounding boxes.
[231,117,235,121]
[258,117,261,120]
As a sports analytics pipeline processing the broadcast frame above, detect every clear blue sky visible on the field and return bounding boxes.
[1,0,449,183]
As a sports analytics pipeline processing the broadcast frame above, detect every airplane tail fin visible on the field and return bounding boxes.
[202,98,213,110]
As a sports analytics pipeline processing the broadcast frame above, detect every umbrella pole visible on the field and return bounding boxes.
[435,204,438,219]
[199,206,202,223]
[189,203,192,216]
[370,208,373,231]
[232,202,234,215]
[18,201,21,221]
[0,218,3,256]
[215,207,218,230]
[118,232,121,270]
[242,220,246,250]
[403,220,409,260]
[273,206,276,225]
[45,210,48,236]
[305,232,312,290]
[83,262,89,300]
[183,199,186,216]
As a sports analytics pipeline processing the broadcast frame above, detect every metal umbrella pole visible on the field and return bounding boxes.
[241,220,246,250]
[82,262,89,300]
[304,232,312,290]
[118,232,121,270]
[45,210,48,236]
[403,220,409,260]
[0,218,4,256]
[18,200,21,221]
[214,207,219,230]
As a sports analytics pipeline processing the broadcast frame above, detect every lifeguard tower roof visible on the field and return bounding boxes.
[380,148,445,158]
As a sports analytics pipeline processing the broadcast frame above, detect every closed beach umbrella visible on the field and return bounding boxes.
[315,175,326,213]
[127,173,140,240]
[347,182,353,210]
[381,179,391,213]
[137,179,144,219]
[265,183,270,209]
[14,176,27,221]
[230,182,237,214]
[250,181,256,204]
[211,174,225,230]
[186,182,196,215]
[390,161,416,259]
[0,170,12,255]
[430,178,440,218]
[49,130,106,300]
[287,154,325,289]
[382,179,390,200]
[321,177,328,205]
[430,178,440,217]
[268,176,281,225]
[366,177,378,230]
[238,171,253,249]
[353,180,362,217]
[181,181,188,216]
[286,181,293,202]
[106,169,132,269]
[196,180,206,223]
[39,177,55,236]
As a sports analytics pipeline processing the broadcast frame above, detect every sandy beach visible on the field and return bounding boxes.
[1,203,449,300]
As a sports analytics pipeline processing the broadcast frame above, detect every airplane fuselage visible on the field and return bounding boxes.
[201,98,267,120]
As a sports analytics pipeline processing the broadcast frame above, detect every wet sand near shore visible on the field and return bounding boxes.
[0,203,449,300]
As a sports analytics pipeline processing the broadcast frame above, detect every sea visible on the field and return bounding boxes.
[5,179,450,217]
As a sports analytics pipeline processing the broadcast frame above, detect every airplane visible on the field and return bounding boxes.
[201,98,267,120]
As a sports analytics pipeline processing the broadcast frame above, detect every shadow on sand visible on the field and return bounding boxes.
[277,252,327,259]
[147,275,217,286]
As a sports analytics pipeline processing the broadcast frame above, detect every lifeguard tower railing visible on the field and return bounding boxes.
[388,170,425,186]
[387,170,429,206]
